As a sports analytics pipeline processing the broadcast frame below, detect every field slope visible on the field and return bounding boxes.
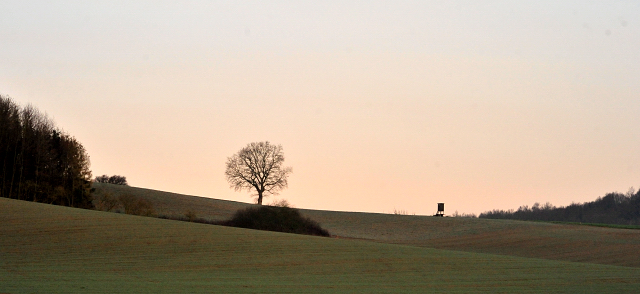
[2,197,640,293]
[94,183,640,267]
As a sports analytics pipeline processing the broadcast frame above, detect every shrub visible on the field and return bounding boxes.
[94,192,119,212]
[185,210,198,222]
[221,206,330,237]
[393,208,410,215]
[269,199,293,208]
[95,175,128,186]
[451,210,477,218]
[118,194,154,216]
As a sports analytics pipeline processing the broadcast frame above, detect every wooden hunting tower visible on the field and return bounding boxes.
[435,203,444,217]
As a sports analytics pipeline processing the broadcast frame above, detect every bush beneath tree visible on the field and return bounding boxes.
[220,206,330,237]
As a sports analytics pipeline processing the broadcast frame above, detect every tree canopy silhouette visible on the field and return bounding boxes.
[225,141,292,205]
[479,187,640,225]
[95,175,128,185]
[0,95,93,208]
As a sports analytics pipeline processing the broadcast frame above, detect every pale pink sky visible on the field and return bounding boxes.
[2,1,639,215]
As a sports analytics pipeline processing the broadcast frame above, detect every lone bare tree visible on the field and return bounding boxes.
[225,142,292,205]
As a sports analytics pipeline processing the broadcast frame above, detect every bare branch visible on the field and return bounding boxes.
[225,142,292,205]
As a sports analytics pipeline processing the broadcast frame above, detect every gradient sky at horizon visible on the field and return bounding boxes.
[2,1,639,215]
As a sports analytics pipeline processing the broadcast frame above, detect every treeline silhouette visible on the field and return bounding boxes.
[95,174,128,186]
[480,188,640,225]
[0,95,93,208]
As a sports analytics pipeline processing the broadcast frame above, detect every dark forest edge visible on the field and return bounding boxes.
[0,95,93,208]
[480,188,640,226]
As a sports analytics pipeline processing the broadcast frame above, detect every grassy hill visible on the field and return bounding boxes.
[93,183,640,267]
[2,197,640,293]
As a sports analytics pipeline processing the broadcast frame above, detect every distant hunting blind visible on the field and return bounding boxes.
[435,203,444,217]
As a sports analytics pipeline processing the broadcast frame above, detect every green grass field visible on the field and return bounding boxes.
[93,183,640,267]
[2,197,640,293]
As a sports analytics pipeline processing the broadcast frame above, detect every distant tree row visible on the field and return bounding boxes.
[95,175,128,185]
[479,188,640,225]
[0,95,93,208]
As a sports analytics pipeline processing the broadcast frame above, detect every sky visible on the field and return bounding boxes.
[1,1,639,215]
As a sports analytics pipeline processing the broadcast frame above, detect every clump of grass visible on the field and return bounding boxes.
[220,205,331,237]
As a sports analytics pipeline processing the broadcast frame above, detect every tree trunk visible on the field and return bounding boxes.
[257,190,263,205]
